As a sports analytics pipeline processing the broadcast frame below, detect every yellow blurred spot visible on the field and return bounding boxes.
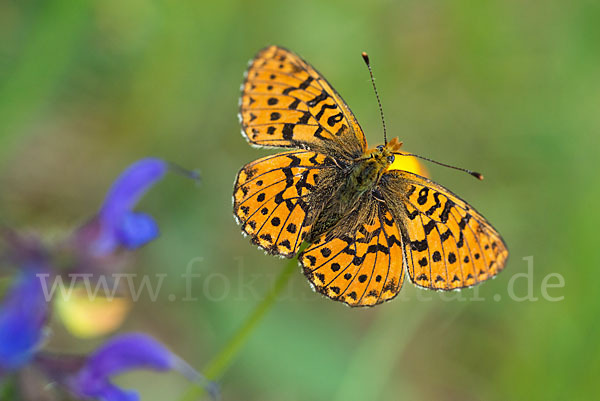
[54,289,130,338]
[388,152,429,177]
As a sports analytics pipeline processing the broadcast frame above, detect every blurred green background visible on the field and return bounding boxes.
[1,0,598,400]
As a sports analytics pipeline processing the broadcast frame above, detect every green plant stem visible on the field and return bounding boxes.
[179,256,299,401]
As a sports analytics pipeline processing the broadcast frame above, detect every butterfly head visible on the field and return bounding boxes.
[365,137,403,167]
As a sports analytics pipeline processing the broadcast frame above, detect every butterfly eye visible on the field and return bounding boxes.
[376,145,384,151]
[387,155,395,163]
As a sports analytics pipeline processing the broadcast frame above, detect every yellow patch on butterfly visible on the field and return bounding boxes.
[388,153,428,177]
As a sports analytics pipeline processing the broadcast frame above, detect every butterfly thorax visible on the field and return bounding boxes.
[346,137,402,194]
[348,151,391,192]
[306,138,402,243]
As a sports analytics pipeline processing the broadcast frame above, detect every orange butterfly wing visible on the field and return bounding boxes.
[239,45,366,157]
[299,202,405,306]
[233,150,333,257]
[382,170,509,290]
[236,46,509,306]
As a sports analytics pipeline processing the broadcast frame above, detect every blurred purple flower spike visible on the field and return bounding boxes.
[0,159,209,399]
[0,270,49,372]
[91,158,168,256]
[69,333,219,401]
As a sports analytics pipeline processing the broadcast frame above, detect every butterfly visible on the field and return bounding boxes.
[233,45,508,307]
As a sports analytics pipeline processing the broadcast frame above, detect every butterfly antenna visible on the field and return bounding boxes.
[362,52,387,145]
[397,152,484,180]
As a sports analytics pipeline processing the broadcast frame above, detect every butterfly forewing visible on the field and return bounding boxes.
[381,170,509,290]
[234,151,333,257]
[240,46,366,157]
[299,202,405,306]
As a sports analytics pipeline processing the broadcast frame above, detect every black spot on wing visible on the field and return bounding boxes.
[407,209,418,220]
[439,199,455,224]
[282,124,294,140]
[315,103,337,120]
[411,239,428,252]
[320,247,332,257]
[307,91,328,107]
[417,187,429,206]
[387,235,402,247]
[456,231,464,248]
[458,213,471,230]
[327,113,344,127]
[416,273,428,282]
[288,98,300,110]
[423,220,436,235]
[425,192,442,216]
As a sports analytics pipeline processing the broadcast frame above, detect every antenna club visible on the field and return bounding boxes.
[471,172,484,180]
[361,52,370,65]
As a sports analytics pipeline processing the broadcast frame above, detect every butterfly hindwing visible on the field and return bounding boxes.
[299,201,405,306]
[381,170,509,290]
[233,151,333,257]
[240,46,366,158]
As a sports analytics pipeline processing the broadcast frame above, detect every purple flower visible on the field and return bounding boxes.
[77,158,201,258]
[90,158,169,256]
[0,270,49,372]
[0,158,212,400]
[68,333,218,401]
